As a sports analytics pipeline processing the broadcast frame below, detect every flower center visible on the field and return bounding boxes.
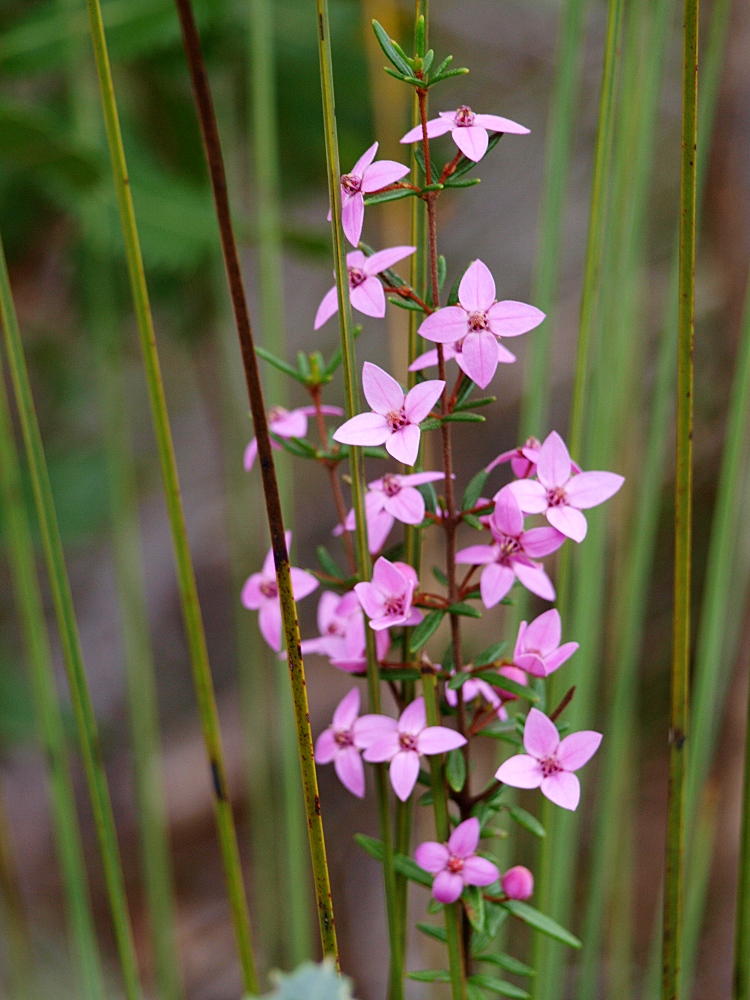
[348,266,366,289]
[547,486,567,507]
[455,105,475,127]
[384,595,406,617]
[446,855,464,874]
[524,436,541,451]
[399,732,417,751]
[386,408,408,431]
[468,310,489,331]
[326,620,345,636]
[381,473,401,497]
[260,579,278,599]
[341,173,362,195]
[539,755,561,778]
[497,535,521,563]
[268,405,288,422]
[335,730,354,748]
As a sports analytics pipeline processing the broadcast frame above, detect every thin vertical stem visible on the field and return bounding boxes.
[734,655,750,1000]
[663,0,698,994]
[0,227,143,1000]
[171,0,337,963]
[83,0,260,987]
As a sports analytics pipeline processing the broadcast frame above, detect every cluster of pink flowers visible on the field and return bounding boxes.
[240,54,624,967]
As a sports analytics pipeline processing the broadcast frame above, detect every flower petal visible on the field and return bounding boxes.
[342,193,365,247]
[315,728,337,764]
[333,412,390,447]
[506,479,547,515]
[491,485,525,536]
[448,817,480,858]
[367,508,395,553]
[522,526,566,557]
[241,573,265,610]
[565,471,624,509]
[456,544,497,566]
[415,841,450,874]
[354,714,398,749]
[386,424,420,466]
[487,299,545,338]
[362,732,400,762]
[557,730,602,771]
[317,591,341,633]
[365,245,416,275]
[544,641,579,674]
[361,362,405,414]
[547,504,588,542]
[362,159,410,192]
[399,696,427,736]
[389,749,420,801]
[404,379,445,423]
[513,562,556,601]
[384,486,425,525]
[433,870,464,904]
[460,330,499,388]
[458,259,496,312]
[290,567,319,601]
[462,856,500,887]
[244,438,258,471]
[258,601,283,652]
[332,687,360,730]
[334,746,365,798]
[541,771,580,811]
[522,608,561,655]
[523,708,560,759]
[472,113,530,135]
[314,285,339,329]
[537,431,572,489]
[351,275,386,317]
[417,726,467,756]
[400,117,454,143]
[495,754,543,789]
[372,556,409,596]
[480,562,515,608]
[354,580,385,620]
[350,141,378,177]
[400,471,446,487]
[452,124,489,161]
[408,347,440,371]
[419,306,469,344]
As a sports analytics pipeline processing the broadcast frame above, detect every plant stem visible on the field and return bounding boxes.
[663,0,698,994]
[0,223,143,1000]
[83,0,261,987]
[171,0,337,964]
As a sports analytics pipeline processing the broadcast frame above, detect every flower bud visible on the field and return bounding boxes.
[496,665,527,701]
[501,865,534,901]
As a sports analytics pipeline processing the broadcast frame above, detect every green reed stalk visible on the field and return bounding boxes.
[84,257,184,1000]
[315,0,403,989]
[0,776,34,1000]
[735,657,750,999]
[520,0,589,440]
[171,0,338,963]
[0,226,143,1000]
[247,0,312,963]
[662,0,698,993]
[83,0,260,987]
[0,287,104,1000]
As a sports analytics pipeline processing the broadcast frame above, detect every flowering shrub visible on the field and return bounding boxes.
[241,13,623,994]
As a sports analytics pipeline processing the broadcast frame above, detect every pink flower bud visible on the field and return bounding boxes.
[501,865,534,901]
[496,665,527,701]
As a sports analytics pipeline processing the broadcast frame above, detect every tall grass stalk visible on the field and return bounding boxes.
[315,0,403,991]
[171,0,338,962]
[83,0,260,987]
[0,280,105,1000]
[0,776,34,1000]
[0,227,143,1000]
[662,0,699,992]
[247,0,312,963]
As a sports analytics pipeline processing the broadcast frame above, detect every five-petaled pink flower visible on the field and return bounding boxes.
[362,697,467,800]
[513,609,578,678]
[332,142,410,246]
[456,486,565,607]
[241,532,318,651]
[333,362,444,466]
[495,707,602,811]
[508,431,624,542]
[314,246,415,329]
[314,688,380,798]
[445,668,506,720]
[401,105,529,162]
[501,866,534,901]
[302,590,389,672]
[354,556,423,632]
[486,437,542,479]
[417,260,544,388]
[415,817,499,903]
[244,404,343,471]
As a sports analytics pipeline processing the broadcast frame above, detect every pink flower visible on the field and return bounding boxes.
[331,142,410,246]
[415,818,500,903]
[362,697,467,800]
[416,261,544,388]
[354,556,423,631]
[508,431,624,543]
[332,362,444,466]
[445,668,507,720]
[501,866,534,901]
[315,688,377,798]
[486,437,542,479]
[244,404,343,471]
[401,105,529,162]
[456,486,565,607]
[314,247,415,329]
[302,590,390,672]
[513,609,578,678]
[241,533,318,651]
[495,708,602,811]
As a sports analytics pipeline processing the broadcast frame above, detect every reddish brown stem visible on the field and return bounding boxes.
[549,685,576,723]
[382,285,433,314]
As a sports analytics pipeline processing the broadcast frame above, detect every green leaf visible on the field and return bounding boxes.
[443,412,485,424]
[418,481,439,515]
[429,66,470,85]
[468,974,529,999]
[0,100,101,190]
[444,177,482,189]
[297,351,311,379]
[462,469,489,512]
[463,513,484,531]
[445,748,466,792]
[407,970,451,983]
[429,53,454,79]
[448,671,471,691]
[414,146,426,177]
[508,806,546,839]
[422,49,434,75]
[387,296,424,312]
[474,672,538,702]
[454,376,478,409]
[379,668,421,682]
[278,437,316,459]
[254,959,354,1000]
[316,546,345,580]
[467,985,485,1000]
[463,885,485,933]
[372,20,412,76]
[363,187,416,206]
[354,835,433,887]
[419,417,442,432]
[416,921,447,944]
[410,610,444,652]
[474,954,536,978]
[502,900,581,949]
[475,641,508,668]
[447,602,482,618]
[361,446,389,459]
[255,345,305,383]
[455,395,496,412]
[437,254,447,292]
[415,15,426,57]
[432,565,449,587]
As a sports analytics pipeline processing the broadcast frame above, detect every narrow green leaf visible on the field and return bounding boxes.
[387,296,424,312]
[407,969,451,983]
[419,417,442,432]
[445,748,466,792]
[255,345,305,383]
[447,602,482,619]
[462,469,489,512]
[410,610,445,652]
[316,546,345,580]
[463,886,485,933]
[474,954,536,978]
[429,67,470,85]
[468,974,529,999]
[364,187,417,206]
[443,412,485,424]
[432,565,449,587]
[417,922,447,944]
[475,672,537,702]
[455,395,496,412]
[371,20,412,76]
[503,900,581,949]
[475,641,508,668]
[508,806,546,839]
[437,255,447,292]
[463,513,484,531]
[444,177,482,189]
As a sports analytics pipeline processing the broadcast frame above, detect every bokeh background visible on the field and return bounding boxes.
[0,0,749,997]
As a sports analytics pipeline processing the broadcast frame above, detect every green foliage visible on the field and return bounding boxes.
[502,900,581,949]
